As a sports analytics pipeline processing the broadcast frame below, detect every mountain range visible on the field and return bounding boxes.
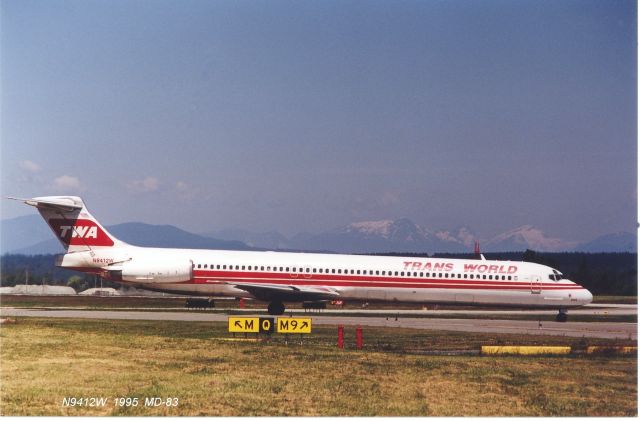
[207,219,636,254]
[1,215,252,255]
[1,214,635,255]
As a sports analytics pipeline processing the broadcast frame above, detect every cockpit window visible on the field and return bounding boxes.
[549,270,564,282]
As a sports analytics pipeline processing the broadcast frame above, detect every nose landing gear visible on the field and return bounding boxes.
[267,301,285,315]
[555,308,568,322]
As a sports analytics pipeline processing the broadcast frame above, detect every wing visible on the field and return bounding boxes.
[226,282,340,302]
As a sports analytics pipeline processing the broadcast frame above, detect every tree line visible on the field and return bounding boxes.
[1,254,120,292]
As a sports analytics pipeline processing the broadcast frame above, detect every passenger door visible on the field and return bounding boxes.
[530,275,542,294]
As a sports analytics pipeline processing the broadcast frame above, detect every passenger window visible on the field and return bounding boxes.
[483,275,487,280]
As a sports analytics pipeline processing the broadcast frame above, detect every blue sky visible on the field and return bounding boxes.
[1,0,636,241]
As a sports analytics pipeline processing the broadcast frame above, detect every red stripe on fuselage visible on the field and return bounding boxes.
[189,270,583,290]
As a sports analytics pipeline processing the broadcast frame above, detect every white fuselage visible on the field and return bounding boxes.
[59,245,593,309]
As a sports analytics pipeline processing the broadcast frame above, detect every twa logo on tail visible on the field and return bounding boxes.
[48,219,115,247]
[59,225,97,238]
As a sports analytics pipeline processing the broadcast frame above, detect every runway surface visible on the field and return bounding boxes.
[1,307,636,339]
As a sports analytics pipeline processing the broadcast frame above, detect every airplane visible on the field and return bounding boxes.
[10,195,593,321]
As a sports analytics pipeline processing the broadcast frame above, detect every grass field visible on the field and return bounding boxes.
[0,317,636,416]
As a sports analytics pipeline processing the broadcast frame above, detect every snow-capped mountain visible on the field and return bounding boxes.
[484,225,578,252]
[338,218,431,242]
[286,220,473,253]
[434,226,477,249]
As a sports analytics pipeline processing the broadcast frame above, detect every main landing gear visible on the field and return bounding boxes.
[268,301,285,315]
[555,308,568,323]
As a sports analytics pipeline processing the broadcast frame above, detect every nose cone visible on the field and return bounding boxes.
[578,288,593,305]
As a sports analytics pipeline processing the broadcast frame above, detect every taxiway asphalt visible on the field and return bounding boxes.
[1,307,635,339]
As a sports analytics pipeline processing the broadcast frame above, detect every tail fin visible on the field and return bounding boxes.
[9,196,125,252]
